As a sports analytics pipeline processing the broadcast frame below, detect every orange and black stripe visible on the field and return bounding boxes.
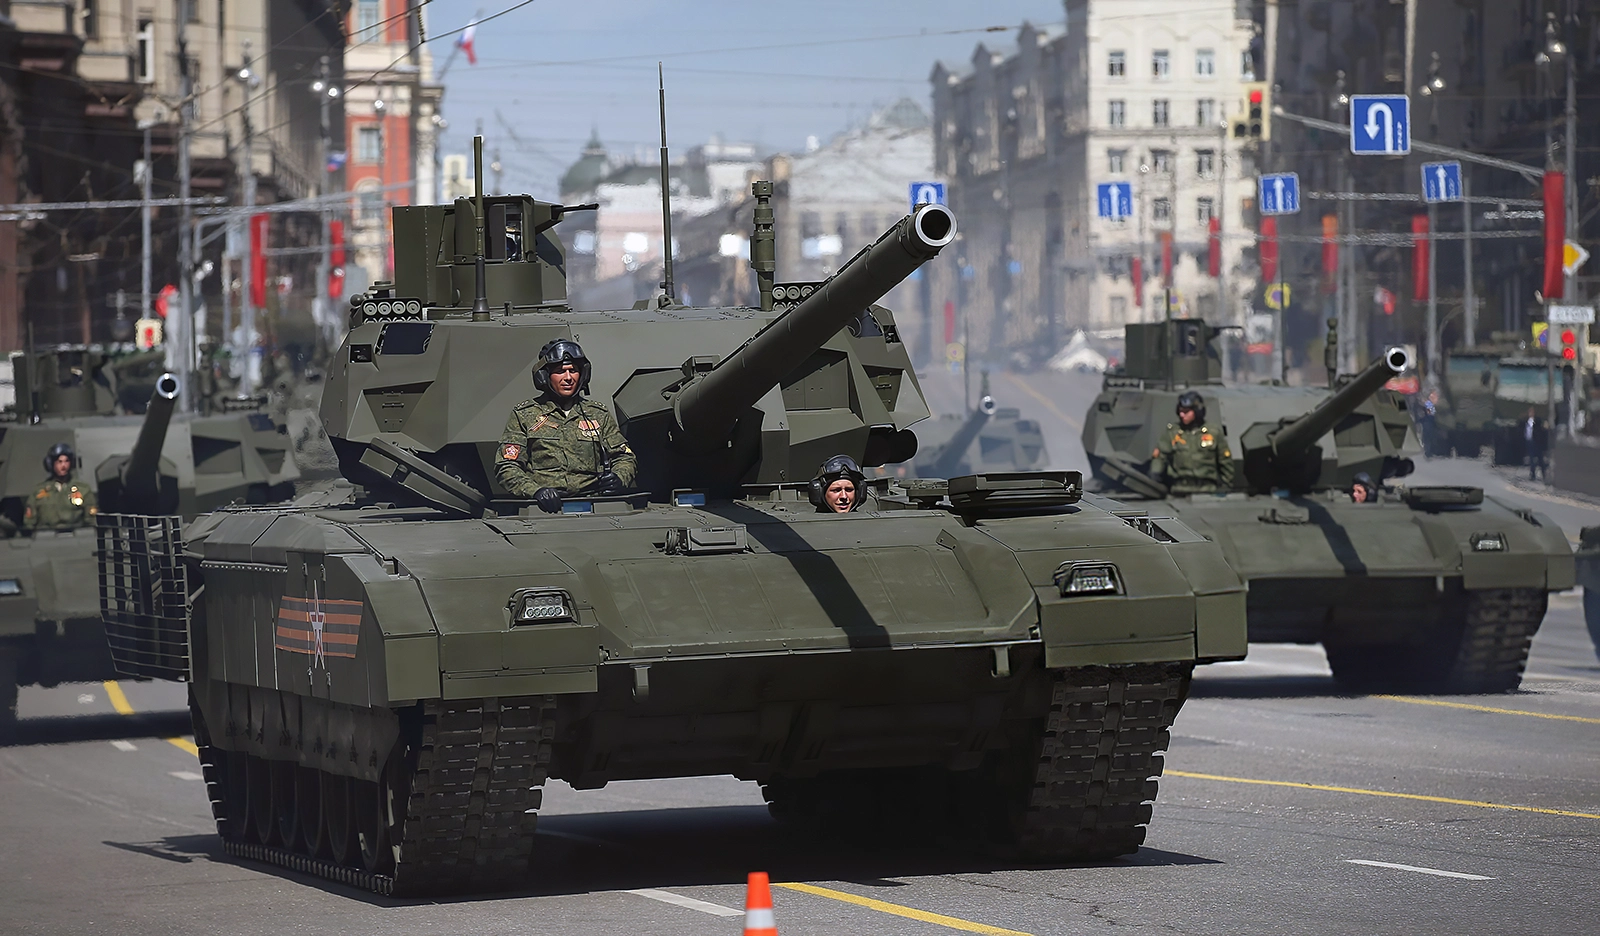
[274,596,363,659]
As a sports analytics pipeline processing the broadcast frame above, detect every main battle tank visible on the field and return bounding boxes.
[899,377,1050,479]
[1082,318,1574,692]
[100,145,1246,895]
[0,348,300,741]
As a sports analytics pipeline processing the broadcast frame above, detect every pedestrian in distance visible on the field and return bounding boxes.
[1524,407,1549,482]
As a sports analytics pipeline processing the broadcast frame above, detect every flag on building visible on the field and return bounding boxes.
[457,23,478,65]
[326,151,347,173]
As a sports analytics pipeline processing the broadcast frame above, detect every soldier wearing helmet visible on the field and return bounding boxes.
[809,454,867,513]
[496,339,637,514]
[23,441,98,532]
[1151,391,1235,495]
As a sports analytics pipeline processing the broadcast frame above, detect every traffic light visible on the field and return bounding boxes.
[1560,327,1578,361]
[1233,83,1271,141]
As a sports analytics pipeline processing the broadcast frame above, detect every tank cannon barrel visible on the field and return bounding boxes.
[120,373,181,495]
[1268,347,1411,458]
[672,204,956,443]
[930,395,997,478]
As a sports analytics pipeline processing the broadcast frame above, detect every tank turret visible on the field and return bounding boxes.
[94,373,182,514]
[1238,347,1413,493]
[925,395,997,478]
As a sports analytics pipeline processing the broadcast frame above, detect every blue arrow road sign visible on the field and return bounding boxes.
[910,181,946,211]
[1097,182,1133,220]
[1259,172,1300,215]
[1351,94,1411,154]
[1421,161,1463,203]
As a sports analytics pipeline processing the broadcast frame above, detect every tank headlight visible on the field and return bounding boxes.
[1471,533,1506,552]
[0,578,21,596]
[1054,562,1123,597]
[511,588,574,625]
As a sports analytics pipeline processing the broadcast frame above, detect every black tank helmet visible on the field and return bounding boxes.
[1176,390,1206,424]
[1351,471,1378,501]
[533,339,591,394]
[808,454,867,510]
[44,441,77,475]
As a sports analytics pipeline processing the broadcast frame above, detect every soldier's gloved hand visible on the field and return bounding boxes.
[593,470,624,495]
[533,487,564,514]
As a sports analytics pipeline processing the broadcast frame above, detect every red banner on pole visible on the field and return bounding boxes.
[1159,231,1173,288]
[1412,214,1430,301]
[1207,217,1221,278]
[250,213,269,309]
[1321,214,1339,294]
[1259,217,1278,284]
[1543,170,1566,300]
[328,219,346,298]
[1131,255,1144,307]
[943,299,955,345]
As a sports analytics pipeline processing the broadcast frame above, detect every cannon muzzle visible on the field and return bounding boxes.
[1269,347,1411,459]
[94,372,181,513]
[929,395,997,478]
[671,204,956,443]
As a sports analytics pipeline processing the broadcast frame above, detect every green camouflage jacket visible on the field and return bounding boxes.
[495,395,638,497]
[1152,423,1235,494]
[23,474,98,531]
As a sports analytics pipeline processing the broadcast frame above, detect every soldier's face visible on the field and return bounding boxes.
[1178,407,1197,427]
[1352,485,1369,503]
[548,363,581,399]
[51,455,72,479]
[825,479,856,512]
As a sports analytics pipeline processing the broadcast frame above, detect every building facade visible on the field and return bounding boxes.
[932,3,1257,368]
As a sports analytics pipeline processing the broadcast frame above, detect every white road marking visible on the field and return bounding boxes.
[625,888,744,917]
[169,771,205,782]
[1345,859,1495,881]
[110,740,137,752]
[77,693,95,705]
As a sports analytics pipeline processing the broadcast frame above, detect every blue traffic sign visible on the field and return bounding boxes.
[910,181,946,211]
[1421,161,1462,203]
[1097,182,1133,220]
[1350,95,1411,155]
[1259,172,1300,215]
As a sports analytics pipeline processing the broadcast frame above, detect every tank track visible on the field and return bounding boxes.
[1445,588,1546,693]
[199,695,555,896]
[1011,663,1191,860]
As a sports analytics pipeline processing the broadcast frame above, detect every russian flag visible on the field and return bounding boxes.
[456,23,477,65]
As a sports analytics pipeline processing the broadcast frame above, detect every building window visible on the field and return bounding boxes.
[1108,50,1126,78]
[135,19,154,82]
[1196,149,1216,178]
[81,0,98,38]
[1108,149,1127,174]
[1108,100,1126,127]
[1111,295,1129,320]
[1197,197,1216,222]
[1242,49,1257,81]
[1152,50,1170,78]
[179,0,199,22]
[1153,99,1170,127]
[1151,149,1172,174]
[356,0,381,37]
[1196,49,1216,76]
[357,183,383,221]
[1153,198,1172,222]
[1197,98,1216,127]
[357,125,381,163]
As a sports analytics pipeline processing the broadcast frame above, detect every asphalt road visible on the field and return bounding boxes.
[2,369,1598,935]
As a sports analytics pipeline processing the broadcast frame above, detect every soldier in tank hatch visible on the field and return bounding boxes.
[810,454,866,513]
[1349,472,1378,503]
[24,442,98,532]
[497,339,637,514]
[1152,390,1234,495]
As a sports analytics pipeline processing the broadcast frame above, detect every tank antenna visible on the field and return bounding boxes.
[471,134,490,321]
[657,63,676,303]
[750,180,775,311]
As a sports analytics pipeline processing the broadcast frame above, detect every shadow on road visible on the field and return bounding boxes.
[121,804,1222,905]
[1,711,193,748]
[1189,674,1355,699]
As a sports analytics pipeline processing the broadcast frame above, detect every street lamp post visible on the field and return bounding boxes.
[236,41,261,395]
[374,97,389,278]
[312,57,338,348]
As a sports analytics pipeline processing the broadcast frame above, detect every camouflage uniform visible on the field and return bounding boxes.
[23,474,98,531]
[1152,423,1235,494]
[495,396,637,497]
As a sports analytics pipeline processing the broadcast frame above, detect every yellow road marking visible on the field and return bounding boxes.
[776,882,1035,936]
[1167,770,1600,819]
[1375,694,1600,725]
[1001,372,1082,431]
[102,680,199,757]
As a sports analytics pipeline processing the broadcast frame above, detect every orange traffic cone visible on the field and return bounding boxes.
[743,871,778,936]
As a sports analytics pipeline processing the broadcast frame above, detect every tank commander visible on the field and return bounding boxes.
[497,339,637,514]
[24,442,98,532]
[1151,391,1234,495]
[1349,472,1377,503]
[809,454,866,513]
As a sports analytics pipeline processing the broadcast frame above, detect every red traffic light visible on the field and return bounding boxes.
[1562,329,1577,344]
[1249,89,1264,104]
[1563,346,1578,360]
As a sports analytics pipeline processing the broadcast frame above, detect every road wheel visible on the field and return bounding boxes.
[323,772,357,866]
[272,760,300,850]
[247,755,277,846]
[296,766,326,858]
[353,780,390,872]
[223,751,250,841]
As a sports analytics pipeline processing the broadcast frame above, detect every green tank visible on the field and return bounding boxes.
[98,144,1246,895]
[0,348,300,741]
[1082,318,1574,693]
[1431,337,1556,461]
[902,379,1050,479]
[1576,527,1600,660]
